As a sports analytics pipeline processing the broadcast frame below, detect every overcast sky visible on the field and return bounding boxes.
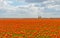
[0,0,60,18]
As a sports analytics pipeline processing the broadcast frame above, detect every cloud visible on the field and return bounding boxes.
[25,0,47,3]
[0,1,38,18]
[38,0,60,18]
[0,0,60,18]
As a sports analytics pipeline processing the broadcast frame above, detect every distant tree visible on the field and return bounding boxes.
[38,16,41,18]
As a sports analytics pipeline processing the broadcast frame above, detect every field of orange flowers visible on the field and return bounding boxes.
[0,18,60,38]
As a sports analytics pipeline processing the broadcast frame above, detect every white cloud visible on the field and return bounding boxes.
[38,0,60,18]
[0,1,38,18]
[0,0,60,18]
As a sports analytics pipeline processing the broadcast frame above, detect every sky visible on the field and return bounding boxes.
[0,0,60,18]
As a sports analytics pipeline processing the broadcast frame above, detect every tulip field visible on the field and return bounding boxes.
[0,18,60,38]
